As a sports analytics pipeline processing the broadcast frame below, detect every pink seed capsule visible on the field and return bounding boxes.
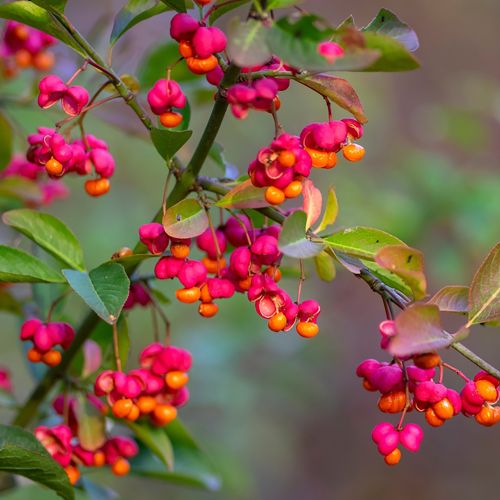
[399,423,423,452]
[61,86,89,116]
[177,260,207,288]
[206,277,235,299]
[139,223,169,254]
[33,325,54,352]
[90,148,115,178]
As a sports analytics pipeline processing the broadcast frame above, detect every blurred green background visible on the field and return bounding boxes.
[1,0,500,499]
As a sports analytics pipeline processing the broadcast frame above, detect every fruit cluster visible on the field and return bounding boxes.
[300,119,364,168]
[26,127,115,196]
[147,78,187,128]
[20,318,75,367]
[140,216,321,337]
[0,154,68,206]
[170,13,226,75]
[0,21,56,77]
[36,412,138,485]
[248,132,312,205]
[225,59,291,119]
[94,343,191,426]
[38,74,89,116]
[357,320,500,465]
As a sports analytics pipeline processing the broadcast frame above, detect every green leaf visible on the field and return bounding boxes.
[428,286,469,314]
[0,176,43,204]
[110,1,169,46]
[267,0,298,9]
[0,424,74,500]
[209,0,249,24]
[467,243,500,326]
[75,394,106,452]
[360,31,419,72]
[3,209,85,271]
[278,211,324,258]
[227,18,272,67]
[362,8,419,52]
[0,2,85,56]
[0,112,13,170]
[127,421,174,470]
[162,199,208,239]
[29,0,67,13]
[268,16,379,72]
[158,0,186,12]
[375,244,427,300]
[316,186,338,233]
[130,419,220,491]
[63,262,129,324]
[389,304,454,357]
[323,226,405,260]
[215,179,267,209]
[138,41,198,87]
[150,128,192,163]
[314,250,336,281]
[294,74,367,124]
[0,245,65,283]
[362,260,414,297]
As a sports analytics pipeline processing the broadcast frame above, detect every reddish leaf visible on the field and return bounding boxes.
[375,244,427,300]
[82,340,102,378]
[468,243,500,326]
[388,304,453,357]
[302,179,322,230]
[428,286,469,314]
[294,74,367,124]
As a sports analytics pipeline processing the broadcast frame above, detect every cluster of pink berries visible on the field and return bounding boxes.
[147,78,186,128]
[316,41,344,64]
[94,343,191,426]
[248,132,312,205]
[26,127,115,197]
[38,74,89,116]
[170,13,226,75]
[139,216,321,337]
[225,59,291,119]
[36,395,138,485]
[0,21,56,77]
[300,118,365,168]
[357,320,500,465]
[0,154,68,206]
[20,318,75,367]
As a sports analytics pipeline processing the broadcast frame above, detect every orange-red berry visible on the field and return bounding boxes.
[265,186,285,205]
[27,348,42,363]
[111,458,130,476]
[186,55,218,74]
[176,287,201,303]
[15,49,31,68]
[85,178,110,197]
[278,150,296,168]
[202,256,226,274]
[93,451,106,467]
[378,390,407,413]
[42,349,62,367]
[296,321,319,338]
[384,448,401,466]
[32,51,55,71]
[198,302,218,318]
[153,404,177,425]
[112,399,133,418]
[65,465,80,485]
[268,312,287,332]
[475,379,498,403]
[200,283,213,304]
[305,147,328,168]
[433,398,454,420]
[137,396,157,414]
[170,243,190,259]
[178,40,194,58]
[324,152,337,169]
[160,111,183,128]
[413,352,441,369]
[342,143,365,162]
[165,370,189,390]
[126,404,140,422]
[265,266,282,282]
[284,180,303,199]
[45,158,63,176]
[475,405,496,426]
[425,407,445,427]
